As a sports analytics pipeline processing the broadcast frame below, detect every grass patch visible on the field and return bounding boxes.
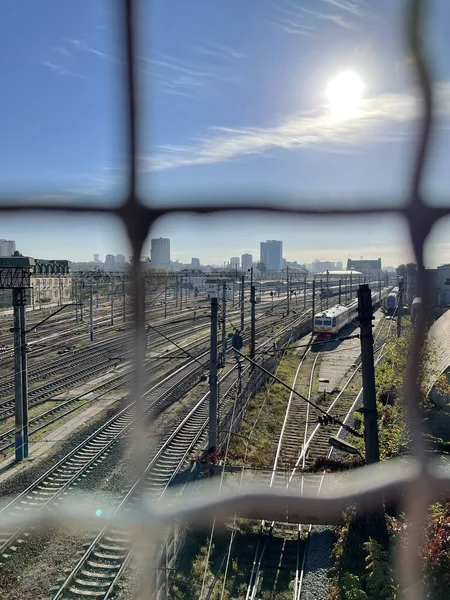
[226,349,301,469]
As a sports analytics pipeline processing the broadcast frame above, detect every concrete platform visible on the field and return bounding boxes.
[317,309,385,394]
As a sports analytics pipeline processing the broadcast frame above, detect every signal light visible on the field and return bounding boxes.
[318,414,335,426]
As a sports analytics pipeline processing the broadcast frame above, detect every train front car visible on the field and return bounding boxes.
[382,286,399,316]
[410,297,422,323]
[313,311,334,340]
[313,304,357,340]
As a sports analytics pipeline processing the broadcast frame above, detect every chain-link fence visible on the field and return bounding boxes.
[0,1,449,598]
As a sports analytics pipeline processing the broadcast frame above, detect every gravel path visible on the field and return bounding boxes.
[301,526,337,600]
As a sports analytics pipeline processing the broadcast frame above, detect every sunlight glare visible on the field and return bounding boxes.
[326,71,363,119]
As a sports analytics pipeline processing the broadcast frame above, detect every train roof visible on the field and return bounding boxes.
[314,304,351,319]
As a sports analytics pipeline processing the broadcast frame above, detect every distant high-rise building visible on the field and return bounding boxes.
[0,239,16,257]
[241,253,252,271]
[191,258,201,269]
[115,254,125,264]
[335,261,343,271]
[94,253,100,263]
[230,257,240,268]
[150,238,170,269]
[105,254,115,270]
[260,240,282,271]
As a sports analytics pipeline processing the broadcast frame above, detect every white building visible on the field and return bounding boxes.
[230,257,240,268]
[115,254,125,264]
[242,253,252,270]
[151,238,170,269]
[105,254,116,270]
[0,239,16,258]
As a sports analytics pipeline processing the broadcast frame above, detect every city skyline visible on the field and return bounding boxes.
[1,229,445,272]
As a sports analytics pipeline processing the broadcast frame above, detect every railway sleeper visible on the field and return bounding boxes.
[74,577,112,588]
[67,585,107,597]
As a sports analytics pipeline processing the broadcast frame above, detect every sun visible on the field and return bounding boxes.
[326,71,363,119]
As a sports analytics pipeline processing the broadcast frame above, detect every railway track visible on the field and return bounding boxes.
[242,309,392,600]
[0,301,315,599]
[0,305,303,456]
[0,355,219,562]
[46,328,287,600]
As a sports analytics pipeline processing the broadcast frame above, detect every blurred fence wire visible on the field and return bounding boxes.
[0,1,448,599]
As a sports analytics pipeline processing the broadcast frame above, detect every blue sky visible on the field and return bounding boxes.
[1,0,450,267]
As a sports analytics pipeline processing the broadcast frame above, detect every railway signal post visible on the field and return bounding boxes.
[311,279,316,332]
[240,275,245,331]
[357,284,380,464]
[397,277,404,338]
[250,285,256,364]
[209,296,219,452]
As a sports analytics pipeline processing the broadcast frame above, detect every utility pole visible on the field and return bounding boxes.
[80,281,84,321]
[303,274,306,309]
[286,266,290,315]
[208,297,218,452]
[75,279,79,323]
[180,274,183,311]
[110,276,114,326]
[90,280,94,341]
[320,277,323,311]
[311,279,316,331]
[13,288,26,461]
[397,277,404,338]
[357,284,380,464]
[175,274,178,309]
[19,289,28,459]
[350,271,353,302]
[326,270,329,309]
[122,275,126,323]
[338,279,342,304]
[164,277,168,319]
[221,281,227,366]
[250,285,256,363]
[378,274,382,305]
[240,275,245,331]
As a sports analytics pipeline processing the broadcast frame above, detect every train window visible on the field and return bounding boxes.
[315,319,323,325]
[332,318,336,326]
[324,319,332,325]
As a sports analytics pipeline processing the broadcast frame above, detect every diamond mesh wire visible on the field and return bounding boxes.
[0,1,449,598]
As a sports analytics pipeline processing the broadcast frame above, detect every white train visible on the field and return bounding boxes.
[313,302,358,339]
[313,288,389,339]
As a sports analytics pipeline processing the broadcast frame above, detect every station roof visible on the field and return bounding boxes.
[0,257,35,267]
[316,270,362,276]
[425,309,450,395]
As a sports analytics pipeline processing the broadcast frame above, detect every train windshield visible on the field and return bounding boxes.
[324,319,332,326]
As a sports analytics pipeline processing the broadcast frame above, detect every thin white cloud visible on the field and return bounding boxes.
[322,0,368,18]
[141,53,240,98]
[53,46,70,57]
[195,41,247,60]
[145,82,450,172]
[43,61,88,80]
[62,37,121,63]
[271,0,368,34]
[300,6,354,29]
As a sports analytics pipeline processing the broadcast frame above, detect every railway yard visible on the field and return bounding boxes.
[0,280,398,599]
